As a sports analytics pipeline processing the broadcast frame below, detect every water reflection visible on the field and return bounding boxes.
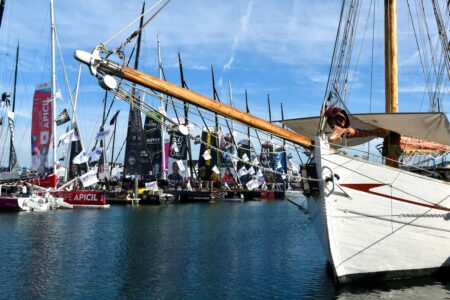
[0,202,449,298]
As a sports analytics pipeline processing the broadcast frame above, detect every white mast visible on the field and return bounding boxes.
[50,0,57,179]
[157,34,166,179]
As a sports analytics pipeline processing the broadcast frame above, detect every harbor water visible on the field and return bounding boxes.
[0,200,449,299]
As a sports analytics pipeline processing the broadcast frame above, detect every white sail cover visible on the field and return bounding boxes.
[281,112,450,147]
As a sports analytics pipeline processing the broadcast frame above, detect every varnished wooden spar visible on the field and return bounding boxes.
[122,65,313,148]
[74,49,313,148]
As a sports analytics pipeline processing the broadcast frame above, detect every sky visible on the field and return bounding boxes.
[0,0,448,167]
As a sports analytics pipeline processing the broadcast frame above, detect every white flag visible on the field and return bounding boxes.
[238,166,248,178]
[242,153,249,162]
[72,151,88,164]
[171,142,179,153]
[7,111,14,121]
[246,178,261,191]
[224,181,230,190]
[202,150,212,161]
[95,129,111,140]
[79,170,98,187]
[145,181,158,191]
[55,89,63,100]
[59,129,79,144]
[176,160,186,172]
[282,174,287,180]
[252,157,259,166]
[89,147,103,162]
[248,166,255,175]
[276,160,283,169]
[256,169,264,178]
[186,181,193,191]
[212,165,220,175]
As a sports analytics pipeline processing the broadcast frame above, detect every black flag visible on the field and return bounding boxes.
[55,108,70,126]
[110,110,120,125]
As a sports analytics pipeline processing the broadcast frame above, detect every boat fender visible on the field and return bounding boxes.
[322,166,335,197]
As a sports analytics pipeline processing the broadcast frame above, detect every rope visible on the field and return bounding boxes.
[102,0,169,47]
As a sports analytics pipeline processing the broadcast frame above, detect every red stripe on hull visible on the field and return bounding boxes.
[340,183,449,212]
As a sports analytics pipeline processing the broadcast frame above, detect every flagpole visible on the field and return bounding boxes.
[158,35,166,180]
[50,0,57,183]
[72,63,90,171]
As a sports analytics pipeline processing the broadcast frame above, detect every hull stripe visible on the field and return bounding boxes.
[340,183,449,212]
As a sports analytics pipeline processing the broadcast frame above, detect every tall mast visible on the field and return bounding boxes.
[157,35,166,179]
[178,52,194,178]
[384,0,399,167]
[9,42,18,171]
[50,0,57,177]
[267,94,272,140]
[0,0,5,29]
[245,90,250,141]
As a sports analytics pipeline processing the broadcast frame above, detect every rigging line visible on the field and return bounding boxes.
[118,82,298,155]
[406,0,433,112]
[368,0,376,156]
[344,0,373,105]
[114,88,307,182]
[114,79,304,152]
[320,0,348,128]
[115,84,297,163]
[102,0,165,47]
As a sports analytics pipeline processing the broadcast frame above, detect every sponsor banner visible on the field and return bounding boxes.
[79,170,99,187]
[145,181,158,191]
[41,191,106,205]
[144,111,162,175]
[31,82,52,172]
[124,100,151,176]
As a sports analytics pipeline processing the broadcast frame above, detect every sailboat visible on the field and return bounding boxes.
[74,0,449,283]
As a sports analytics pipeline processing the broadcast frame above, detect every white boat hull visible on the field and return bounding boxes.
[308,136,450,283]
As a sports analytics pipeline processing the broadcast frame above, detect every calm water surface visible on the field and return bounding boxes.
[0,200,449,299]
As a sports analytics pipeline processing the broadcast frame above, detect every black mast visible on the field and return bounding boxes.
[124,1,152,177]
[178,52,195,178]
[0,0,5,30]
[8,41,18,171]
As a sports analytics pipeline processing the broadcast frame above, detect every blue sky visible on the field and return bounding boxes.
[0,0,447,167]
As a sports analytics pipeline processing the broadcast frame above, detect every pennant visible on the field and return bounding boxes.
[252,157,259,166]
[202,150,212,161]
[109,110,120,125]
[246,178,261,191]
[145,181,158,191]
[59,129,79,145]
[95,129,111,140]
[55,89,63,100]
[276,160,283,169]
[89,147,103,162]
[212,165,220,175]
[248,166,255,175]
[176,160,186,172]
[7,111,14,121]
[242,153,249,162]
[238,166,248,178]
[55,108,70,126]
[256,169,264,178]
[171,142,179,153]
[56,109,70,125]
[79,170,98,187]
[72,151,88,164]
